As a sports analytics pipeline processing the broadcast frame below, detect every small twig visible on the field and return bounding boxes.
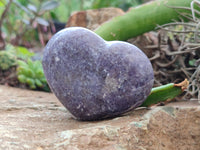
[167,68,196,74]
[190,65,200,80]
[145,45,158,49]
[177,12,196,22]
[165,5,200,17]
[156,22,197,29]
[149,51,160,61]
[154,79,162,86]
[181,68,191,79]
[190,0,200,21]
[161,45,200,56]
[181,43,200,47]
[179,32,186,48]
[194,21,200,42]
[159,28,200,34]
[155,55,179,67]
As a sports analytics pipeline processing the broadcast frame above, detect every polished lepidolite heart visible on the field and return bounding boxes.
[42,27,154,121]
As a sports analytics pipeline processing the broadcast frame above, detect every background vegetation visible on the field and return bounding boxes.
[0,0,145,91]
[0,0,199,102]
[0,0,144,48]
[51,0,143,22]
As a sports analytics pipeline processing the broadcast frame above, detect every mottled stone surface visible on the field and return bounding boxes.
[0,85,200,150]
[66,7,125,30]
[42,27,154,120]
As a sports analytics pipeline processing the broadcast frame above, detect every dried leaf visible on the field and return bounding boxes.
[174,79,189,91]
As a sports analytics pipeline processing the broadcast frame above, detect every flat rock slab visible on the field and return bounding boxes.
[0,85,200,150]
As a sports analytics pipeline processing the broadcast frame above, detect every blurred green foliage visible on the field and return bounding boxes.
[0,44,34,71]
[0,51,17,71]
[1,0,59,46]
[5,44,35,60]
[17,59,50,92]
[0,44,50,92]
[12,45,50,92]
[0,0,144,45]
[51,0,143,22]
[91,0,142,10]
[0,0,144,92]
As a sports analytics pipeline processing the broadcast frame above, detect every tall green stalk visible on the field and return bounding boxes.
[95,0,193,41]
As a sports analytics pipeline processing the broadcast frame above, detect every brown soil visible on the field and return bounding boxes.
[0,66,40,91]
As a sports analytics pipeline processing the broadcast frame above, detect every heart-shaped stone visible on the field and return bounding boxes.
[42,27,154,121]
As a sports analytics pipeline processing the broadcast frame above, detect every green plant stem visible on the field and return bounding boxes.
[141,79,188,107]
[95,0,193,41]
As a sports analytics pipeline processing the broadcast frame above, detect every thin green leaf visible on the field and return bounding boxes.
[21,19,30,25]
[0,0,5,7]
[40,1,59,12]
[141,79,189,107]
[13,0,33,16]
[36,17,49,26]
[18,75,26,83]
[26,78,36,89]
[33,60,42,70]
[30,85,36,89]
[189,59,196,66]
[27,59,35,71]
[40,77,47,83]
[16,46,35,60]
[27,4,37,13]
[17,60,28,68]
[35,69,44,78]
[17,65,35,78]
[35,79,43,87]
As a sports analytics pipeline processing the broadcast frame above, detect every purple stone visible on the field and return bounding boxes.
[42,27,154,121]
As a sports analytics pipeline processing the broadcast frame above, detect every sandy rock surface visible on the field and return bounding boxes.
[0,85,200,150]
